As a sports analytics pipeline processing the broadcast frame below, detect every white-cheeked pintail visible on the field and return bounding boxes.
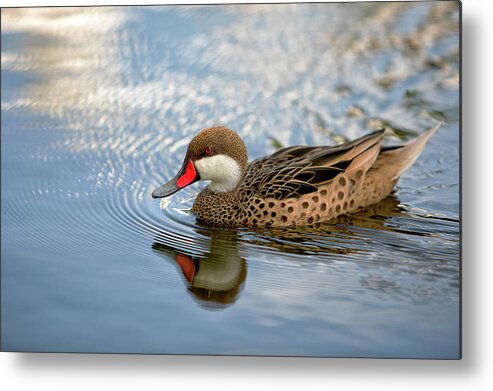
[152,125,439,227]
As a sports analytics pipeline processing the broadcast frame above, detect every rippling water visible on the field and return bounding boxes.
[1,3,460,357]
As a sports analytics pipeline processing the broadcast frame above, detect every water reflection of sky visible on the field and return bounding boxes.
[1,3,459,357]
[2,4,459,145]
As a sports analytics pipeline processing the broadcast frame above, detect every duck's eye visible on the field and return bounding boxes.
[204,146,213,155]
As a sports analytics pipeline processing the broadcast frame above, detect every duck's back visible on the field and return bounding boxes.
[235,125,439,227]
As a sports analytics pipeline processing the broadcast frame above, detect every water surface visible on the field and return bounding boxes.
[1,3,460,358]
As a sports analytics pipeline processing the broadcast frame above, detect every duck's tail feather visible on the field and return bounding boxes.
[370,122,442,180]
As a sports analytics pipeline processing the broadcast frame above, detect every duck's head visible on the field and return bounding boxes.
[152,126,248,198]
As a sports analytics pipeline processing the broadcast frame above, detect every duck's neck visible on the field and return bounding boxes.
[194,154,244,193]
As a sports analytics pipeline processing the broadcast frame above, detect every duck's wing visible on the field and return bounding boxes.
[242,130,385,200]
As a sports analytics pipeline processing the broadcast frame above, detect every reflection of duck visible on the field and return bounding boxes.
[151,230,246,310]
[152,124,440,227]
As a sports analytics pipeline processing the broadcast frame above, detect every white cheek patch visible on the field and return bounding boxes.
[194,154,242,192]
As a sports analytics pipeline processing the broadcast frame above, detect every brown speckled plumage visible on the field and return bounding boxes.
[156,125,439,227]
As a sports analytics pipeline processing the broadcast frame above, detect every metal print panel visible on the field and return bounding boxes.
[1,1,461,358]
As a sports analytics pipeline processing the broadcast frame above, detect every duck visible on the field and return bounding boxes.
[152,124,440,227]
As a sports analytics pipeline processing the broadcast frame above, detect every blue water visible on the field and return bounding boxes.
[1,3,460,358]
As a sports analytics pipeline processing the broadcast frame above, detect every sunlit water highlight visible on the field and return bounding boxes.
[1,3,459,357]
